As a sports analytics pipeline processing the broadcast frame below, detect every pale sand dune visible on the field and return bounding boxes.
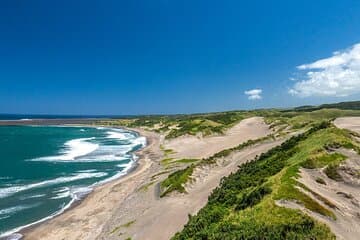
[98,140,283,240]
[23,117,274,240]
[278,155,360,240]
[276,116,360,240]
[334,117,360,133]
[164,117,271,159]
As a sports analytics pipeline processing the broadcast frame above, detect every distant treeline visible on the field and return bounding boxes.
[288,100,360,112]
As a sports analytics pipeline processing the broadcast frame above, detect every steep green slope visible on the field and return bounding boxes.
[172,122,359,240]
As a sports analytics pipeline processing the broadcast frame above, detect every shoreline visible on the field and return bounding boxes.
[0,125,158,240]
[5,117,274,240]
[20,126,160,240]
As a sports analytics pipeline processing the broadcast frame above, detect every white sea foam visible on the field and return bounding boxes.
[97,161,134,185]
[0,197,76,239]
[51,186,93,200]
[106,130,134,140]
[58,137,99,160]
[0,215,10,220]
[31,137,99,161]
[117,163,129,168]
[51,185,93,199]
[0,186,94,238]
[50,189,70,199]
[0,203,40,216]
[0,177,11,180]
[2,233,22,240]
[131,136,147,148]
[77,169,98,173]
[70,186,93,200]
[18,193,46,200]
[0,172,107,199]
[28,128,145,163]
[0,127,147,238]
[53,186,69,193]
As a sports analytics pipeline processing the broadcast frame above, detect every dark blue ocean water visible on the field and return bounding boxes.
[0,125,145,238]
[0,114,123,120]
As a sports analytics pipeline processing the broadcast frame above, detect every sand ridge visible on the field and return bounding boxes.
[276,116,360,240]
[164,116,271,159]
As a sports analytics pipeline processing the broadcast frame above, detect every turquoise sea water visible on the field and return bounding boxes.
[0,125,145,238]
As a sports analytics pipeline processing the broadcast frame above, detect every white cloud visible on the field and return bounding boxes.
[289,43,360,97]
[245,89,262,100]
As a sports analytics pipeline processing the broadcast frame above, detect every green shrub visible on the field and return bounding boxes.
[172,122,336,240]
[316,177,326,185]
[324,164,343,181]
[160,165,195,197]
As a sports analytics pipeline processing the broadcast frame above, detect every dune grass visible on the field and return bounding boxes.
[302,152,346,169]
[160,164,195,197]
[172,122,359,239]
[159,135,273,197]
[324,164,343,181]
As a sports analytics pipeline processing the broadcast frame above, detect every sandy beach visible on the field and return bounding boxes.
[22,117,276,240]
[22,128,162,240]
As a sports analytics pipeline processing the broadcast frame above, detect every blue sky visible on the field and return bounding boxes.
[1,0,360,115]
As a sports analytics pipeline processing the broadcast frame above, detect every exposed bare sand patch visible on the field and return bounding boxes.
[334,117,360,133]
[97,140,283,240]
[164,117,271,159]
[277,148,360,240]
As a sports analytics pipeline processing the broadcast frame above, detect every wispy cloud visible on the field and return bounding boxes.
[245,89,262,100]
[289,43,360,97]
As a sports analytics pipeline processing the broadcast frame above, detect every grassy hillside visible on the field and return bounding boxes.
[263,108,360,130]
[171,122,359,239]
[159,135,273,197]
[293,100,360,111]
[98,111,257,139]
[97,101,360,139]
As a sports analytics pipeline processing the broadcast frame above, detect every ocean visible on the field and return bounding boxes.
[0,125,146,238]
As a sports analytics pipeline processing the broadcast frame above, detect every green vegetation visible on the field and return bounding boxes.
[302,152,346,169]
[160,135,272,197]
[201,135,273,165]
[324,164,343,181]
[151,170,171,180]
[264,108,360,131]
[160,164,195,197]
[294,100,360,111]
[94,101,360,238]
[96,100,360,140]
[161,157,199,167]
[138,181,155,192]
[160,157,175,166]
[121,220,136,228]
[172,122,359,239]
[173,159,199,164]
[316,177,326,185]
[98,111,257,139]
[110,220,136,235]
